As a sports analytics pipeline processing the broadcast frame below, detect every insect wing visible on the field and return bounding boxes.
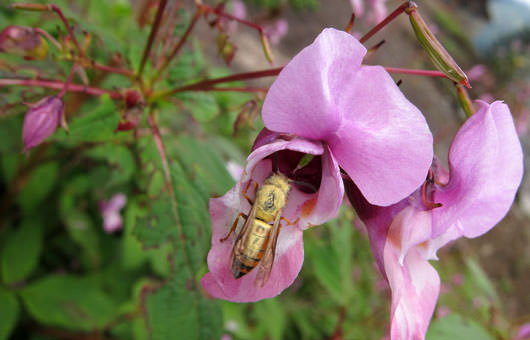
[231,202,257,263]
[255,212,282,287]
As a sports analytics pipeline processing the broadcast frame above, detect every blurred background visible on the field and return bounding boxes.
[0,0,529,339]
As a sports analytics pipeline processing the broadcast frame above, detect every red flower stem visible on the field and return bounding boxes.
[50,4,84,57]
[34,28,62,50]
[58,64,77,98]
[359,1,411,43]
[191,86,268,93]
[149,67,282,102]
[151,8,202,84]
[384,66,447,78]
[198,3,264,33]
[138,0,168,79]
[149,64,447,102]
[89,61,135,77]
[345,12,356,33]
[0,78,122,99]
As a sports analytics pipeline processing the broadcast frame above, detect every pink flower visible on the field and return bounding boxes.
[100,194,127,233]
[349,0,388,24]
[513,323,530,340]
[346,101,523,340]
[22,96,63,152]
[263,19,288,45]
[263,28,433,206]
[201,131,344,302]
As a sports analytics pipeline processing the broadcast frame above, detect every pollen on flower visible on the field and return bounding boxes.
[301,196,317,218]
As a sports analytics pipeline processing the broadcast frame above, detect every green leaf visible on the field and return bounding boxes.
[427,314,495,340]
[16,162,59,212]
[59,177,101,268]
[465,258,498,303]
[177,92,219,122]
[134,135,222,339]
[54,95,120,144]
[142,275,222,340]
[170,136,235,198]
[19,275,117,331]
[254,299,286,340]
[86,144,136,187]
[1,218,43,284]
[0,289,19,340]
[0,115,22,153]
[133,192,177,249]
[311,218,353,305]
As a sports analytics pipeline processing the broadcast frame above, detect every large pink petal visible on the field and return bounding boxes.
[385,248,440,340]
[262,28,366,140]
[328,66,433,206]
[384,207,440,340]
[433,101,523,238]
[201,184,304,302]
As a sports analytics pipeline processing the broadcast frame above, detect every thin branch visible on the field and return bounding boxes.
[138,0,168,78]
[50,4,84,57]
[148,64,447,102]
[149,67,282,102]
[86,60,135,77]
[0,78,122,99]
[198,3,263,33]
[151,8,202,84]
[359,1,411,43]
[384,66,447,78]
[199,87,268,93]
[34,28,62,49]
[58,64,77,98]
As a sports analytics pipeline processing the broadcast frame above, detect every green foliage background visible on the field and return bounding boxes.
[0,1,523,339]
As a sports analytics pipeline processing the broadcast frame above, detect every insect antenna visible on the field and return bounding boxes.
[290,179,317,194]
[272,152,280,173]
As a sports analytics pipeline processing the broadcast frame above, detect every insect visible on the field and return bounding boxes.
[219,172,291,287]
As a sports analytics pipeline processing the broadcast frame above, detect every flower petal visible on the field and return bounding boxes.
[328,66,433,206]
[262,28,366,140]
[384,246,440,340]
[201,184,304,302]
[246,137,343,229]
[298,145,343,228]
[433,101,523,238]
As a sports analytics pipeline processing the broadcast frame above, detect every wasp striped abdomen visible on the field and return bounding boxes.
[232,220,272,278]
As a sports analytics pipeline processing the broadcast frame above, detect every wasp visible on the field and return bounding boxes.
[220,172,292,287]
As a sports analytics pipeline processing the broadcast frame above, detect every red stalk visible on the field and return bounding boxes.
[0,78,122,99]
[359,1,412,43]
[138,0,168,78]
[152,8,202,83]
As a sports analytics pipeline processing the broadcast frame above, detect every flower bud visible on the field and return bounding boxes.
[406,4,469,87]
[22,96,63,151]
[0,25,48,60]
[217,32,236,65]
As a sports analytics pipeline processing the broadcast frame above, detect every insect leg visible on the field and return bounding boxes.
[280,216,299,226]
[220,212,248,242]
[241,180,258,205]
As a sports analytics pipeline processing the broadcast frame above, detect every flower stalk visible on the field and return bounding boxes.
[137,0,168,79]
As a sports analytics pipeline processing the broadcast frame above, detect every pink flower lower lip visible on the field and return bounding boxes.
[201,134,344,302]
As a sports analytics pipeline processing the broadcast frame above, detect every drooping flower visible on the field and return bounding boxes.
[349,0,388,24]
[0,25,48,60]
[262,28,433,207]
[99,193,127,234]
[201,130,344,302]
[22,96,64,152]
[346,100,523,340]
[263,19,288,45]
